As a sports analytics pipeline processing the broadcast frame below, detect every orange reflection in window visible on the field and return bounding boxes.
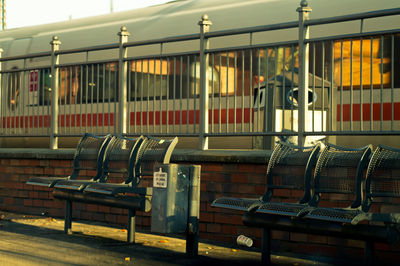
[334,38,391,89]
[60,67,79,104]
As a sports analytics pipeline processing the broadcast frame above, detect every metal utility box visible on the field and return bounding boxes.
[151,163,201,234]
[253,71,335,149]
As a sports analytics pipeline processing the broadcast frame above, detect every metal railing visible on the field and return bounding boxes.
[0,0,399,149]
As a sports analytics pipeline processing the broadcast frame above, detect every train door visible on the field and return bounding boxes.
[4,38,32,112]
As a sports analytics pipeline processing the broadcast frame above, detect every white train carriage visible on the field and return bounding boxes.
[0,0,399,148]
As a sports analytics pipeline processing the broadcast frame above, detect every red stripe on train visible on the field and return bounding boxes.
[58,113,116,127]
[130,109,252,125]
[337,103,400,122]
[1,109,252,128]
[2,114,116,128]
[3,103,398,129]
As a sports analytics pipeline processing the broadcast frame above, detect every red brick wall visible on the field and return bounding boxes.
[0,151,399,264]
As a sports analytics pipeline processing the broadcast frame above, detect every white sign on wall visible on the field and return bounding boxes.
[153,168,167,188]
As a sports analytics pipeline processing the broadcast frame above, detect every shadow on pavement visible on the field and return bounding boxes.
[0,215,262,266]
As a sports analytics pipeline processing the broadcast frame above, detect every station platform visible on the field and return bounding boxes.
[0,211,331,265]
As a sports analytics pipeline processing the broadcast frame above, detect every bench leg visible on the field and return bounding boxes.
[186,216,199,257]
[364,240,374,266]
[64,200,72,234]
[261,228,271,265]
[127,209,136,244]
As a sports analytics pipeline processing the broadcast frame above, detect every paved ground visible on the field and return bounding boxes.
[0,211,332,266]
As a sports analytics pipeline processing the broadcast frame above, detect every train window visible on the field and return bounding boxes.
[129,59,169,100]
[128,58,220,100]
[130,72,169,100]
[37,68,72,106]
[212,51,261,98]
[229,47,300,99]
[36,63,118,106]
[79,63,118,104]
[129,59,168,100]
[38,69,51,106]
[7,68,21,111]
[128,48,299,103]
[37,68,77,106]
[59,67,80,104]
[188,61,220,97]
[333,36,393,89]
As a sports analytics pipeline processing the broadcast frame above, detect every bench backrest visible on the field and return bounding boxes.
[362,144,400,212]
[262,141,321,203]
[133,136,179,186]
[101,135,145,184]
[309,143,372,208]
[71,133,112,180]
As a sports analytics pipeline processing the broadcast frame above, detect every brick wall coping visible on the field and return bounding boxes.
[0,148,76,159]
[0,148,272,164]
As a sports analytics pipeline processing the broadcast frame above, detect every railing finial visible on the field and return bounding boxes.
[297,0,312,13]
[50,36,61,46]
[300,0,308,8]
[118,26,130,37]
[198,14,212,27]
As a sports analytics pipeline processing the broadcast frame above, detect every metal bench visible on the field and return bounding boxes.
[211,141,321,213]
[53,136,178,243]
[83,136,178,196]
[345,144,400,264]
[52,135,144,192]
[293,143,373,221]
[294,144,400,265]
[243,143,374,265]
[26,133,112,188]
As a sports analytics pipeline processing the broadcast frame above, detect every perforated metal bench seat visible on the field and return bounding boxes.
[83,182,152,196]
[255,201,309,217]
[53,179,98,191]
[211,197,263,211]
[51,136,145,193]
[211,142,321,215]
[303,207,363,223]
[26,176,70,188]
[26,133,112,189]
[53,189,152,212]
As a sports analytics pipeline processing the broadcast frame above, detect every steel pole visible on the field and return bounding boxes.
[1,0,5,30]
[0,48,2,139]
[118,26,130,135]
[297,0,312,146]
[50,36,61,149]
[198,15,212,150]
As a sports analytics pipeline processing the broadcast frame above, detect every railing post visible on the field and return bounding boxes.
[118,26,130,135]
[297,0,311,146]
[50,36,61,149]
[198,14,212,150]
[0,48,3,139]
